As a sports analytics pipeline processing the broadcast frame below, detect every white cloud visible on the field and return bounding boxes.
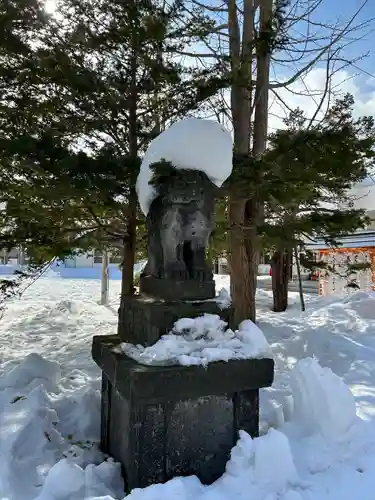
[268,69,375,131]
[267,69,375,213]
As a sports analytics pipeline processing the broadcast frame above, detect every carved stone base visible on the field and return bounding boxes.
[118,294,233,346]
[140,275,215,301]
[92,335,274,492]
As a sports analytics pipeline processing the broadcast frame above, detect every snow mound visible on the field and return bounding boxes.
[343,291,375,319]
[0,385,64,499]
[215,287,232,309]
[128,476,204,500]
[0,352,116,499]
[221,428,301,499]
[307,292,375,336]
[127,430,302,500]
[52,385,101,442]
[136,118,233,215]
[290,357,358,442]
[122,313,271,366]
[35,459,124,500]
[0,353,61,392]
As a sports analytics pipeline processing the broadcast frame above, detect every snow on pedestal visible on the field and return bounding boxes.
[121,313,271,366]
[136,118,233,216]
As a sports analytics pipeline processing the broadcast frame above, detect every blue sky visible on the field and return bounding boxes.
[266,0,375,125]
[319,0,374,78]
[275,0,374,80]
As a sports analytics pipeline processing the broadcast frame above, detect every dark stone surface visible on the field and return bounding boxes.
[139,275,216,301]
[118,294,233,346]
[141,168,216,300]
[92,335,274,492]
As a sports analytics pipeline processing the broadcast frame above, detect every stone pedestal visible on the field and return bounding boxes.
[92,335,274,492]
[118,294,233,346]
[140,275,216,301]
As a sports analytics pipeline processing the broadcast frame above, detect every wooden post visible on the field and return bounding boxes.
[294,245,305,312]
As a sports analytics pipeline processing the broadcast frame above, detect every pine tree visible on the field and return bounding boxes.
[260,94,375,311]
[0,0,220,296]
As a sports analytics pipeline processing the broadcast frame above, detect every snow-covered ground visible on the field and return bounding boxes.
[1,276,375,499]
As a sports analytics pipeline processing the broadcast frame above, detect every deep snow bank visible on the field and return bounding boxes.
[1,280,375,499]
[1,350,374,500]
[0,354,118,500]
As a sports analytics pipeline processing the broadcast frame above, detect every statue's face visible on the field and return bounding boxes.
[166,173,211,205]
[184,211,211,240]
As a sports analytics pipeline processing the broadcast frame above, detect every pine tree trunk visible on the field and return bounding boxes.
[121,29,138,298]
[229,198,254,324]
[121,191,137,296]
[227,0,255,323]
[243,199,260,322]
[243,0,272,320]
[271,250,291,312]
[226,0,271,324]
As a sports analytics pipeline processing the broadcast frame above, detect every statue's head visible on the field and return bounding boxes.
[149,161,216,209]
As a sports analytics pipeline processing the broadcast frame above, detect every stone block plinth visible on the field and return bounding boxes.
[140,275,215,301]
[92,335,274,492]
[118,295,233,346]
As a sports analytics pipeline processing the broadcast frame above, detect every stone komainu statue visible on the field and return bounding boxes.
[140,167,216,300]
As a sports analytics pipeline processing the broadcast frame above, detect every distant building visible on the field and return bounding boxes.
[0,247,25,265]
[63,249,122,268]
[305,176,375,295]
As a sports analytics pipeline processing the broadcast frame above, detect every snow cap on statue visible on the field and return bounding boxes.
[136,118,233,216]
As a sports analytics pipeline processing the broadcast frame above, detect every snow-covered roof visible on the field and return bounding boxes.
[305,230,375,250]
[136,118,233,216]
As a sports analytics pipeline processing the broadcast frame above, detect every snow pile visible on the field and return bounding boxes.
[220,428,302,500]
[41,267,61,279]
[215,287,232,309]
[136,118,233,215]
[0,385,63,500]
[257,289,375,429]
[290,358,357,442]
[0,357,111,499]
[35,459,123,500]
[121,313,271,366]
[0,353,61,392]
[0,346,123,500]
